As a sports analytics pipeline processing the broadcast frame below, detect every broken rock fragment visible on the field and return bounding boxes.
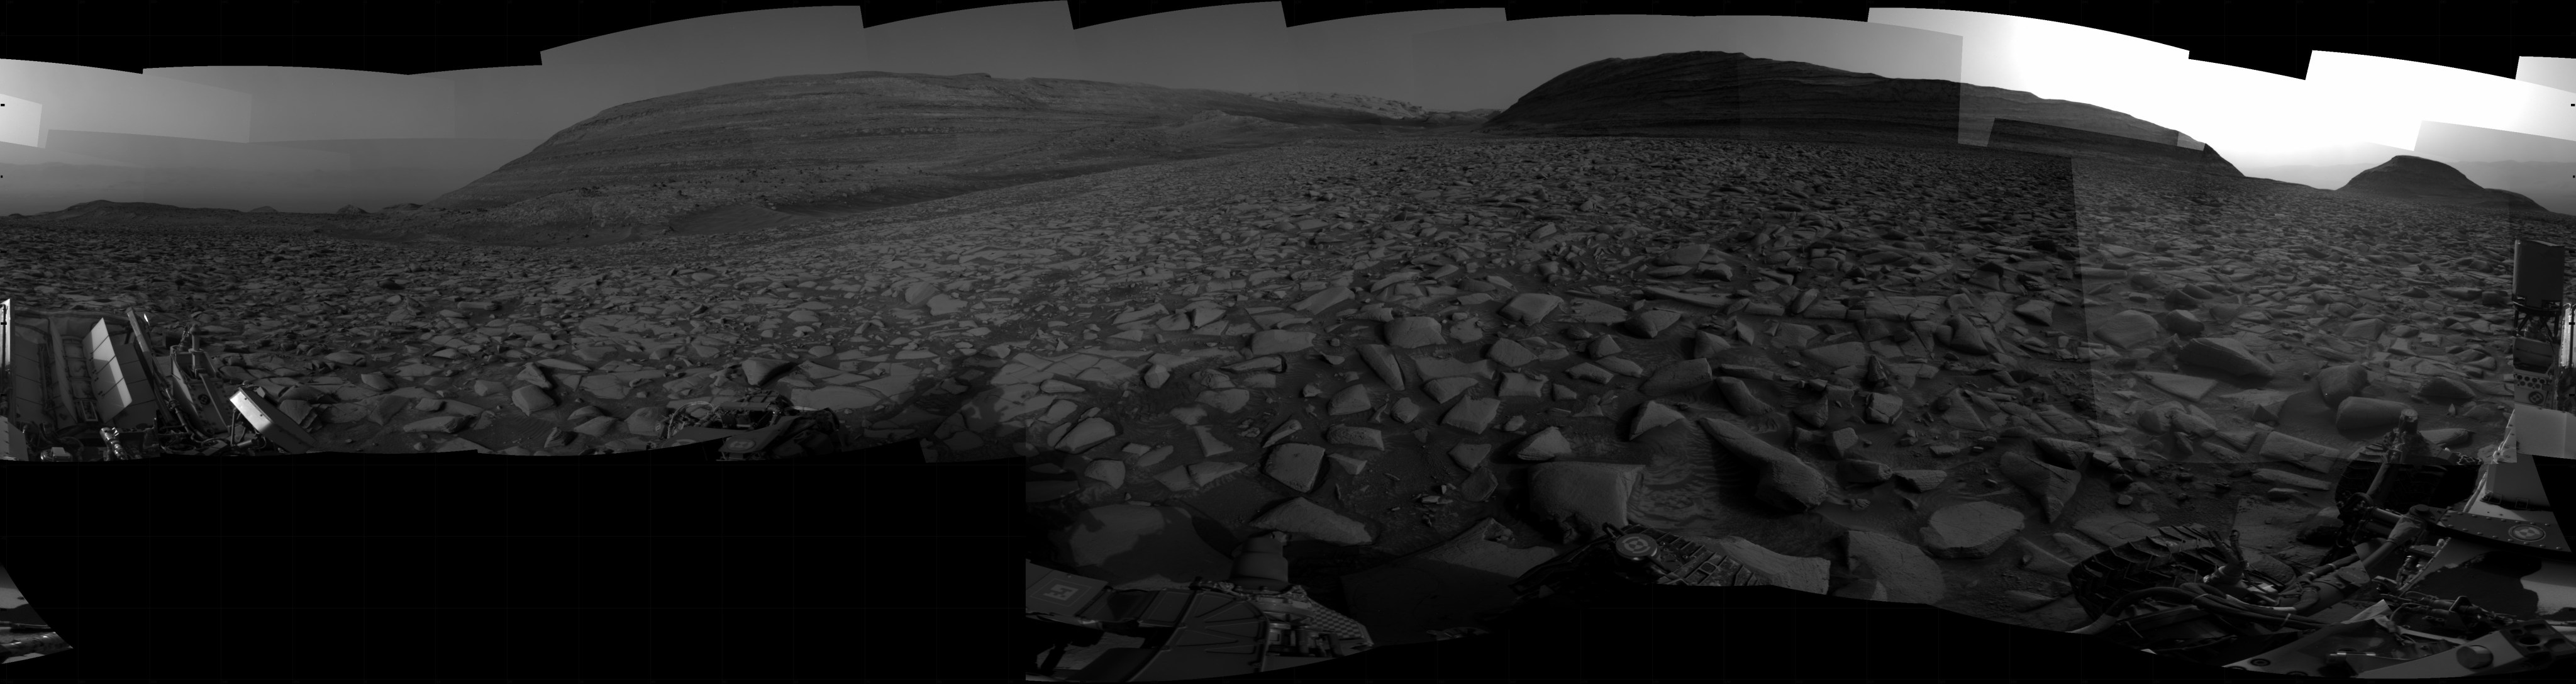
[1630,400,1686,439]
[1442,398,1502,434]
[1252,496,1372,546]
[1501,293,1563,325]
[1641,358,1714,397]
[2095,310,2164,349]
[1516,426,1573,461]
[2176,337,2272,379]
[1386,317,1447,349]
[1265,444,1327,492]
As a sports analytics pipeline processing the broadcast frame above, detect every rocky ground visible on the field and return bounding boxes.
[10,129,2570,661]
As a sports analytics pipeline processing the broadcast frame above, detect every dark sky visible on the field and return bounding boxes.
[0,1,2565,82]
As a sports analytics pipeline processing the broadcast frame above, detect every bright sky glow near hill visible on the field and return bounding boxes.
[2,4,2573,213]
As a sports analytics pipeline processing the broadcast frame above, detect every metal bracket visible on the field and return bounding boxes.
[2433,510,2568,553]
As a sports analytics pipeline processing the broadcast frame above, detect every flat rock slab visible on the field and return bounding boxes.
[2255,468,2329,490]
[513,386,556,414]
[1292,286,1354,315]
[1413,356,1496,383]
[402,415,465,433]
[1628,309,1682,337]
[2138,371,2218,403]
[1359,344,1406,386]
[1844,529,1946,604]
[1919,501,2027,559]
[1699,417,1830,513]
[2096,310,2165,348]
[2258,432,2340,463]
[1250,329,1316,357]
[1186,461,1248,490]
[1328,425,1387,450]
[1265,444,1328,492]
[1251,496,1374,546]
[1704,536,1830,594]
[2335,396,2409,430]
[1424,377,1480,403]
[1328,384,1373,415]
[1451,443,1492,470]
[1526,461,1645,543]
[1892,469,1947,493]
[2316,364,2371,406]
[1057,417,1119,453]
[1803,341,1869,369]
[1053,505,1235,590]
[1567,298,1628,323]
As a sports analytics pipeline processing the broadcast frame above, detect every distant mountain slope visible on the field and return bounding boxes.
[1478,51,2236,176]
[1244,91,1431,120]
[1241,91,1498,126]
[389,71,1414,245]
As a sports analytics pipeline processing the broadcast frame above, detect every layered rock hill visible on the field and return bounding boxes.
[2335,155,2553,215]
[374,72,1419,246]
[1479,51,2232,174]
